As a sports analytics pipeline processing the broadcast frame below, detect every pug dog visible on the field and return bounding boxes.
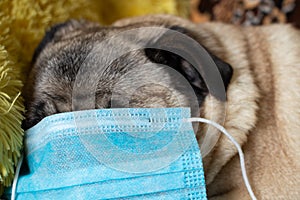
[23,15,300,199]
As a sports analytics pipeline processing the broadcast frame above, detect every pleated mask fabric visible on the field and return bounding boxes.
[5,107,207,200]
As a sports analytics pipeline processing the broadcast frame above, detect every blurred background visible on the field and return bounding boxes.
[190,0,300,28]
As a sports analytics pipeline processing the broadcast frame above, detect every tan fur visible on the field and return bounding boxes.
[201,23,300,200]
[114,15,300,199]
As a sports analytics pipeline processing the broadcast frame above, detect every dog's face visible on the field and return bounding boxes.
[23,16,233,130]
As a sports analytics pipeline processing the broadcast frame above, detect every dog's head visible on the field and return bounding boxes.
[23,15,233,130]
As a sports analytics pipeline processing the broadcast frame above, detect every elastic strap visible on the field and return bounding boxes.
[11,154,23,200]
[187,117,257,200]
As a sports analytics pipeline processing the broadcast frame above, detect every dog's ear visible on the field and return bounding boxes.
[145,48,209,105]
[169,25,233,91]
[206,52,233,90]
[32,20,100,63]
[145,25,233,104]
[32,21,70,63]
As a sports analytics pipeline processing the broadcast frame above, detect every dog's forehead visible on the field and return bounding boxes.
[32,22,178,99]
[39,24,165,61]
[91,26,168,51]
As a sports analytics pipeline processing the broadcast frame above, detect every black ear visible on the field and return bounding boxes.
[207,52,233,90]
[145,48,209,106]
[169,25,233,91]
[32,21,70,63]
[32,19,99,64]
[144,25,233,105]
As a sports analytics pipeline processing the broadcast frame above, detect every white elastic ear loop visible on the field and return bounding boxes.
[11,154,23,200]
[187,117,257,200]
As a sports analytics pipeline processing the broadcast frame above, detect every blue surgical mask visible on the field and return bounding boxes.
[5,107,207,200]
[6,107,257,200]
